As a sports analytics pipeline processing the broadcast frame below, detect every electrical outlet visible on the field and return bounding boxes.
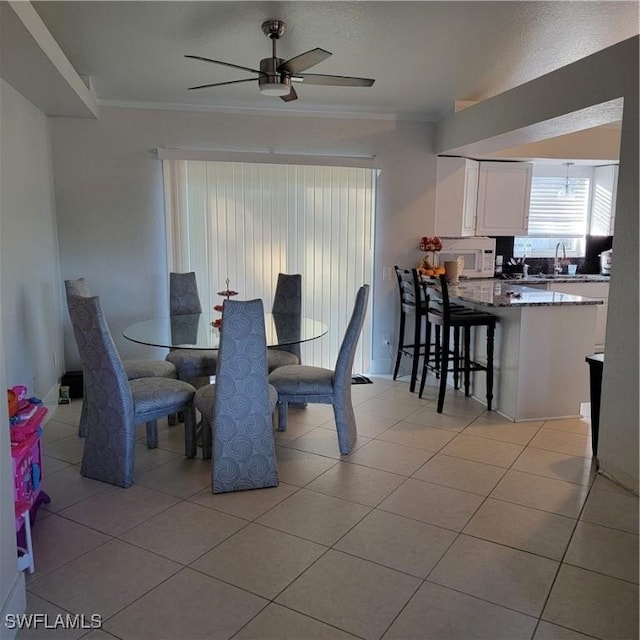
[383,266,393,281]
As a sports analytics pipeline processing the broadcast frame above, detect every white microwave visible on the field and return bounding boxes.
[436,237,496,279]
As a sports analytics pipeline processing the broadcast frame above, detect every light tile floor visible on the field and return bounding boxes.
[17,376,639,640]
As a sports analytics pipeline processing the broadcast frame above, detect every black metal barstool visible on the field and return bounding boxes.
[419,274,497,413]
[392,266,431,392]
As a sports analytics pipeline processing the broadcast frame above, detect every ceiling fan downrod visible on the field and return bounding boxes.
[259,20,291,96]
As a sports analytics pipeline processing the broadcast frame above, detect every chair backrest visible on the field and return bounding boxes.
[333,285,370,389]
[427,274,453,324]
[169,272,202,315]
[213,298,278,491]
[272,273,302,315]
[66,293,135,487]
[395,266,423,313]
[64,277,91,300]
[271,273,302,359]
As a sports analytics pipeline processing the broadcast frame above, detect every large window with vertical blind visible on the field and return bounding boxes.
[162,158,375,372]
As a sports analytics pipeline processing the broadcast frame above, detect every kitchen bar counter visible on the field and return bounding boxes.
[446,279,604,308]
[506,274,609,284]
[425,277,602,423]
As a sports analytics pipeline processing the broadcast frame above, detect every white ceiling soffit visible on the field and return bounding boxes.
[26,1,640,121]
[0,1,98,118]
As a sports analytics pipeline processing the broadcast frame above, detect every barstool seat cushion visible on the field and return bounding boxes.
[124,359,177,380]
[195,382,278,421]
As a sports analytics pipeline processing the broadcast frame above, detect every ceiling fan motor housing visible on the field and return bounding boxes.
[259,57,291,96]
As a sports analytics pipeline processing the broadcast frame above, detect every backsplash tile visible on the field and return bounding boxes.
[491,236,608,276]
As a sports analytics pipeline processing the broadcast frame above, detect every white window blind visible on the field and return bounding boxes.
[527,176,590,236]
[515,173,590,257]
[590,181,615,236]
[163,159,375,372]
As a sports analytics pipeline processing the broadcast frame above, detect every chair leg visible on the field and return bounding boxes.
[464,327,472,397]
[437,326,450,413]
[145,420,158,449]
[183,404,197,458]
[201,418,212,460]
[333,396,357,455]
[486,324,495,411]
[410,311,422,393]
[418,320,431,399]
[392,311,406,380]
[277,400,288,432]
[434,326,441,377]
[453,327,461,389]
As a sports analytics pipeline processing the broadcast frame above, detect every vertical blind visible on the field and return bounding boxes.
[163,159,375,371]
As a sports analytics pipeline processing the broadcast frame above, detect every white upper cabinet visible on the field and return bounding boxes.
[434,157,533,237]
[434,157,479,237]
[475,162,533,236]
[589,164,618,236]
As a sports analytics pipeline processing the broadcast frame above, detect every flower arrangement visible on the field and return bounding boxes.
[211,278,238,329]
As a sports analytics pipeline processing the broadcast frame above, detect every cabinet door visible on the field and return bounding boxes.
[476,162,533,236]
[434,157,479,237]
[462,161,479,235]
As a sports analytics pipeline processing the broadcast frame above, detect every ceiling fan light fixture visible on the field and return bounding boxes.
[259,78,291,96]
[258,57,291,96]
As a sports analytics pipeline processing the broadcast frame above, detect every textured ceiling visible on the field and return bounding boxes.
[29,1,640,120]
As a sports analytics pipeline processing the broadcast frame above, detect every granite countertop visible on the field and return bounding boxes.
[506,274,610,284]
[443,279,605,308]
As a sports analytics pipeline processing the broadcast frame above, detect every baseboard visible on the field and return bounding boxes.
[597,467,640,496]
[0,571,26,640]
[42,382,62,417]
[369,358,392,375]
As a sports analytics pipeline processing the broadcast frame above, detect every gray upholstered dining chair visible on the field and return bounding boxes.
[67,293,197,488]
[194,298,279,492]
[165,272,218,383]
[267,273,302,373]
[268,284,370,455]
[64,278,178,437]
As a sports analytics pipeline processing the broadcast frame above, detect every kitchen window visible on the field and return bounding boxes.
[514,165,591,258]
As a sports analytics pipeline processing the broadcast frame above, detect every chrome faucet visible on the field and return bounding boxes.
[554,242,567,275]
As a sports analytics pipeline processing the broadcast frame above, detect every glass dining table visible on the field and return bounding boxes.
[122,313,328,350]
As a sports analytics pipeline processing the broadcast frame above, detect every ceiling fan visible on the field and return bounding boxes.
[185,20,375,102]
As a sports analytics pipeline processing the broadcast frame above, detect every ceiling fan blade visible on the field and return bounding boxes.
[278,48,332,75]
[185,54,263,76]
[188,78,257,91]
[280,86,298,102]
[293,73,375,87]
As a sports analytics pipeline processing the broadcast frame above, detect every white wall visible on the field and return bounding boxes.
[0,80,64,397]
[0,79,65,635]
[51,107,437,375]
